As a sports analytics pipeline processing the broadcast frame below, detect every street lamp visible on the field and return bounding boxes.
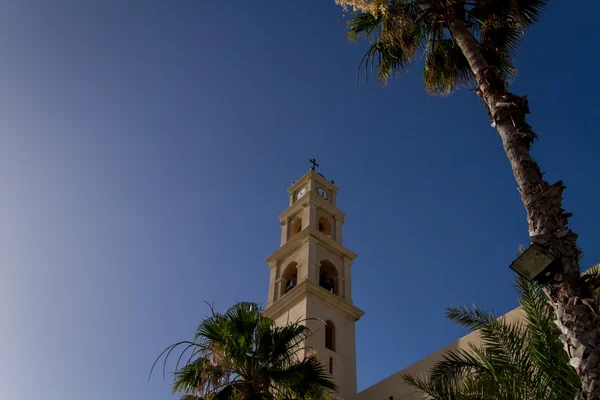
[509,243,561,284]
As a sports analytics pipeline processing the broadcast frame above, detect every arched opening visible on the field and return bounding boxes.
[319,260,339,295]
[291,217,302,237]
[318,216,332,237]
[281,262,298,295]
[329,356,333,374]
[325,320,336,351]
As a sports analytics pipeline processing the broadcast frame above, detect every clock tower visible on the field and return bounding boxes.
[264,166,364,399]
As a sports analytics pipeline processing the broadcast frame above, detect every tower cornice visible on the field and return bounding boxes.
[265,227,357,266]
[263,279,364,322]
[278,191,346,223]
[288,170,339,194]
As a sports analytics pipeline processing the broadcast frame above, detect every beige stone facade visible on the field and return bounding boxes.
[264,170,364,400]
[265,169,523,400]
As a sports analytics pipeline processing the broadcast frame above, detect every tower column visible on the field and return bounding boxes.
[280,218,289,246]
[267,264,278,306]
[309,203,318,229]
[308,240,318,283]
[344,257,353,301]
[335,217,343,243]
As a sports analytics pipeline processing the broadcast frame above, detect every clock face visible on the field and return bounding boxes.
[296,187,307,200]
[316,186,329,200]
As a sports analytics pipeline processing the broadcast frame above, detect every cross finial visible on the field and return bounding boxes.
[309,158,319,171]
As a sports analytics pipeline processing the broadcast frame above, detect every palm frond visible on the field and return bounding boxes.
[172,357,209,394]
[445,305,497,332]
[407,274,580,400]
[348,11,381,43]
[179,395,204,400]
[582,264,600,302]
[471,0,549,29]
[270,355,337,399]
[508,0,549,28]
[515,276,581,398]
[429,348,487,382]
[348,4,427,85]
[375,42,412,83]
[403,374,464,400]
[211,383,238,400]
[478,20,521,81]
[154,302,334,400]
[423,39,473,95]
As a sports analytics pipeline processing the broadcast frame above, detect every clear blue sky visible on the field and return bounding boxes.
[1,1,598,399]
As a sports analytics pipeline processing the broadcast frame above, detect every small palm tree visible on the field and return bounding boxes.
[151,302,336,400]
[403,270,600,399]
[333,1,600,397]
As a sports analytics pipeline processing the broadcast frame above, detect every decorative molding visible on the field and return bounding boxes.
[264,279,309,319]
[278,191,346,223]
[265,228,310,265]
[311,227,358,260]
[265,228,357,266]
[307,281,364,321]
[263,280,364,322]
[279,198,309,222]
[287,170,339,194]
[287,170,313,194]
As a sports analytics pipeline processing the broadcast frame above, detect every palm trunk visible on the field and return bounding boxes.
[447,17,600,399]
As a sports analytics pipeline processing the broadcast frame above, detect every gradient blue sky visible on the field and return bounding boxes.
[1,1,598,399]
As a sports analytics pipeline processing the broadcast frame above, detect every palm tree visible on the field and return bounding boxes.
[333,1,600,397]
[403,273,594,399]
[151,302,336,400]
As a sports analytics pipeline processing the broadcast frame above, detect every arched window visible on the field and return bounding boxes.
[291,217,302,237]
[325,320,336,351]
[319,260,339,296]
[281,262,298,295]
[318,216,332,237]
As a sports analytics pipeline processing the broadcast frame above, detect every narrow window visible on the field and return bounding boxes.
[329,356,333,374]
[325,320,336,351]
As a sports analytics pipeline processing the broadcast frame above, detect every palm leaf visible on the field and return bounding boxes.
[153,302,335,400]
[445,304,497,332]
[406,274,580,399]
[515,276,580,398]
[403,374,465,400]
[504,0,549,28]
[471,0,549,29]
[347,4,426,85]
[179,395,204,400]
[344,0,549,93]
[429,348,488,382]
[347,10,381,43]
[270,355,337,398]
[423,39,473,95]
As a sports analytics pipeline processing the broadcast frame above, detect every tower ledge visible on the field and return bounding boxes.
[263,279,365,322]
[278,191,346,224]
[288,170,339,194]
[265,227,357,266]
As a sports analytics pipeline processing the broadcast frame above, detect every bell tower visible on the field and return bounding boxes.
[264,164,364,400]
